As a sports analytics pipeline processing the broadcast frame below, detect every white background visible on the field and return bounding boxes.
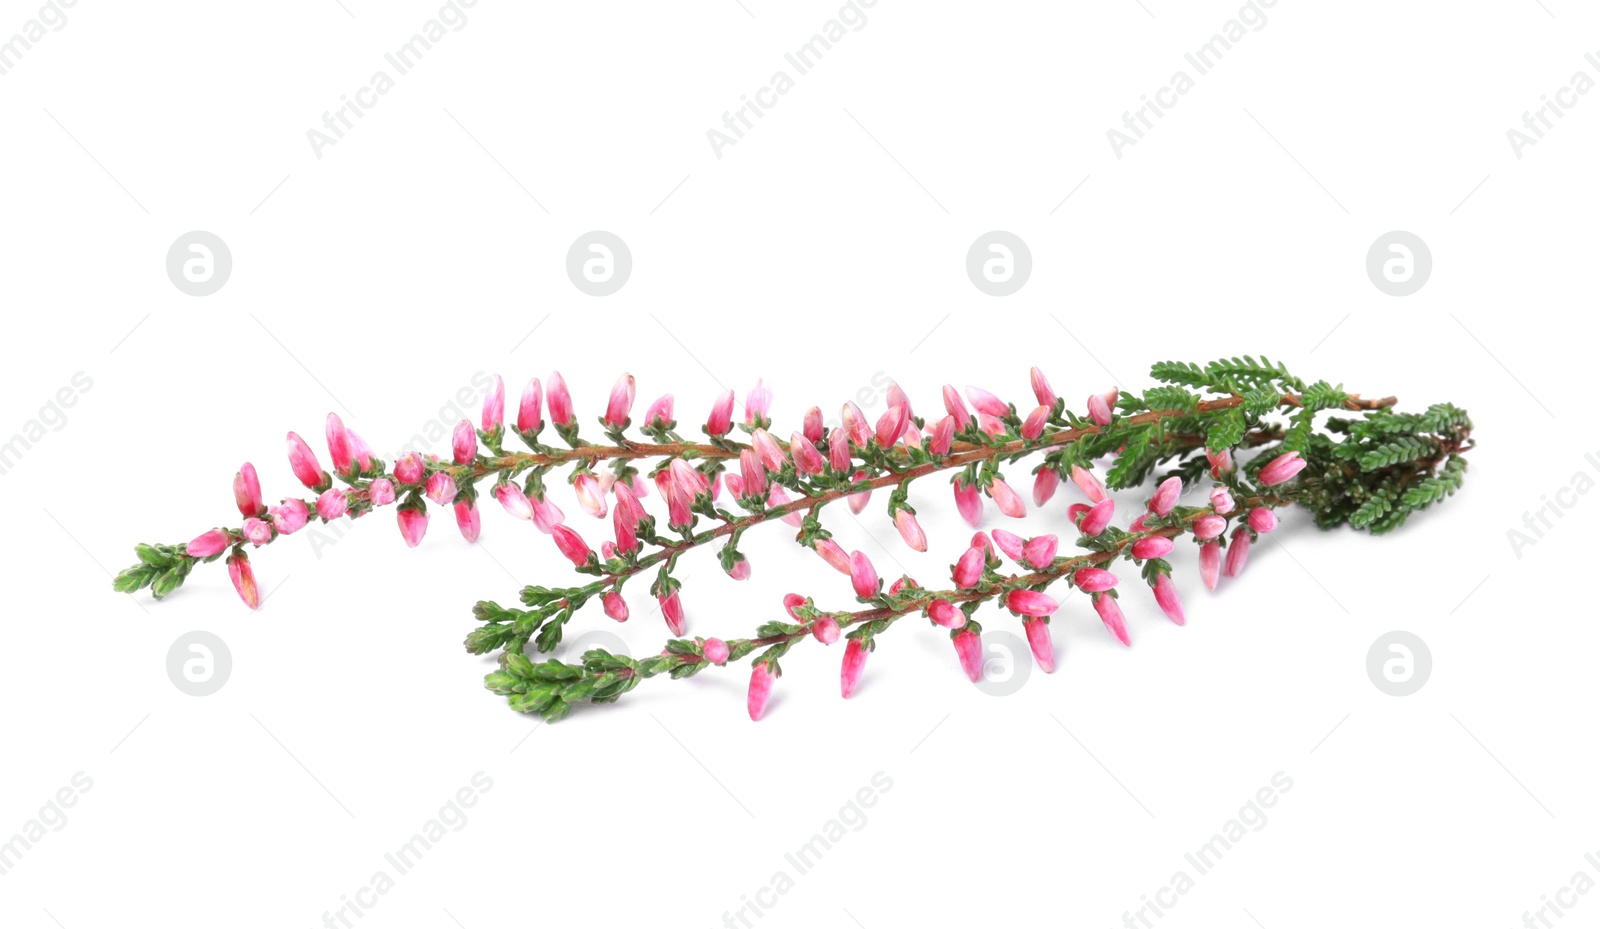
[1,1,1594,927]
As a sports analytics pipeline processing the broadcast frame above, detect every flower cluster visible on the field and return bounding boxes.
[116,357,1472,722]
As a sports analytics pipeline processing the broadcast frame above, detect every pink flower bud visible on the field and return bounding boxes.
[1129,513,1150,532]
[234,463,264,517]
[841,639,868,697]
[1032,468,1060,507]
[828,427,852,472]
[989,478,1025,518]
[546,372,573,426]
[227,552,260,610]
[1225,526,1252,578]
[971,531,994,555]
[270,499,309,535]
[603,591,629,622]
[286,432,328,490]
[942,385,972,428]
[926,416,956,456]
[783,593,806,620]
[1024,535,1058,570]
[991,529,1026,561]
[613,504,639,553]
[454,501,481,542]
[790,432,825,475]
[1249,507,1278,533]
[849,551,879,599]
[325,413,355,475]
[1067,503,1089,524]
[1087,393,1113,427]
[886,381,913,421]
[812,617,841,644]
[875,404,909,449]
[954,545,985,588]
[1132,536,1174,560]
[531,494,565,533]
[1150,476,1182,516]
[841,401,871,446]
[614,480,647,525]
[1007,589,1058,617]
[604,373,635,427]
[747,662,776,721]
[1207,447,1233,478]
[393,453,424,485]
[1199,540,1221,590]
[1029,367,1057,407]
[601,541,616,560]
[1021,405,1049,440]
[494,483,532,520]
[1079,498,1115,536]
[397,506,429,547]
[348,432,373,473]
[744,379,772,424]
[978,414,1005,437]
[239,517,270,547]
[953,629,983,682]
[1024,617,1054,673]
[1151,573,1185,625]
[737,448,767,501]
[573,473,607,519]
[794,405,823,444]
[751,428,785,471]
[641,393,674,429]
[425,472,458,506]
[1209,486,1236,515]
[726,557,751,581]
[954,477,983,527]
[814,539,851,574]
[769,485,804,526]
[551,525,591,566]
[1071,465,1107,504]
[1193,515,1226,540]
[1094,593,1130,646]
[367,478,396,507]
[1074,567,1118,593]
[928,599,963,628]
[702,637,729,665]
[1258,450,1306,487]
[452,419,476,465]
[482,375,505,433]
[316,488,348,520]
[705,389,736,437]
[660,590,686,635]
[888,576,917,595]
[893,509,928,552]
[517,378,543,434]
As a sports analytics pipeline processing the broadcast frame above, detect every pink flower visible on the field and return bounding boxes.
[971,531,994,555]
[517,378,543,434]
[887,382,913,421]
[1193,515,1227,540]
[828,427,852,472]
[1095,594,1130,646]
[1071,465,1107,503]
[893,509,928,552]
[953,629,983,682]
[426,472,458,506]
[397,506,429,547]
[790,432,825,475]
[551,525,591,566]
[1087,393,1113,427]
[942,385,972,428]
[1033,468,1060,506]
[702,637,729,665]
[660,590,686,636]
[613,505,639,553]
[1209,486,1236,515]
[494,483,532,520]
[348,432,374,473]
[875,404,909,449]
[1079,498,1115,536]
[751,428,785,471]
[726,557,751,581]
[748,662,776,721]
[744,379,772,425]
[286,432,328,490]
[547,372,573,426]
[394,452,424,485]
[187,529,230,558]
[1132,536,1174,560]
[325,413,355,475]
[1225,526,1252,578]
[841,639,868,698]
[954,477,983,527]
[1249,507,1278,533]
[368,478,396,507]
[1151,574,1185,625]
[1258,450,1306,487]
[531,494,565,533]
[847,471,872,515]
[965,386,1009,419]
[814,538,852,574]
[316,489,348,520]
[482,375,505,433]
[1074,567,1118,593]
[602,591,629,622]
[849,551,879,599]
[1024,617,1054,673]
[928,599,963,628]
[1129,513,1150,532]
[928,416,956,456]
[1150,476,1181,517]
[604,373,636,427]
[574,473,607,518]
[452,420,476,465]
[1199,540,1221,590]
[801,406,824,444]
[769,485,804,526]
[227,553,260,610]
[978,414,1005,437]
[1207,447,1233,478]
[614,480,647,525]
[1007,589,1058,617]
[270,499,309,535]
[454,501,481,542]
[643,394,674,429]
[992,529,1026,561]
[783,592,806,621]
[234,463,263,517]
[242,517,272,547]
[841,401,871,446]
[812,617,841,644]
[989,478,1026,518]
[953,545,985,588]
[737,448,767,501]
[1030,366,1057,407]
[705,389,736,437]
[1024,535,1058,570]
[1021,405,1049,440]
